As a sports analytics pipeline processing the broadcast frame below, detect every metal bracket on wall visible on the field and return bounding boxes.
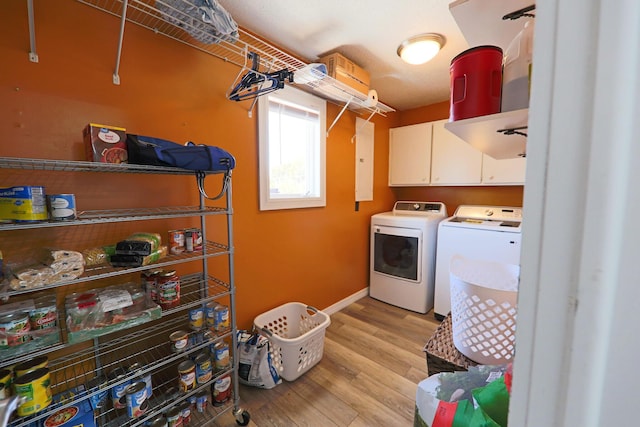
[497,126,529,137]
[502,4,536,20]
[26,0,39,63]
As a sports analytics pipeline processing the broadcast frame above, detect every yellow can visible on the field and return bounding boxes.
[14,367,52,416]
[0,369,11,399]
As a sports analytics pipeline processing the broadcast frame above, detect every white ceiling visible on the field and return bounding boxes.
[217,0,472,112]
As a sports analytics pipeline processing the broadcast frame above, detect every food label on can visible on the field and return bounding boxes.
[214,343,230,370]
[168,230,185,255]
[212,375,231,405]
[214,305,229,331]
[47,194,77,221]
[29,305,57,330]
[178,361,196,392]
[111,380,132,409]
[0,313,31,347]
[126,382,148,418]
[188,307,204,330]
[195,356,212,385]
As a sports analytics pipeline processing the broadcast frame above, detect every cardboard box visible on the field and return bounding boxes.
[83,123,127,163]
[40,385,96,427]
[318,52,370,95]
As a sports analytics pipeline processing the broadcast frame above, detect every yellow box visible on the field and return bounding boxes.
[318,52,370,95]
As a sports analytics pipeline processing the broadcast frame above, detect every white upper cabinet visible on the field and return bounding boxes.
[482,154,527,185]
[389,120,526,187]
[431,119,482,185]
[389,122,432,186]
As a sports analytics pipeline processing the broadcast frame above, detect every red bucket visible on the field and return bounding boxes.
[449,45,503,121]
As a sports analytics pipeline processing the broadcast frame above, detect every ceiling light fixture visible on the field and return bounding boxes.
[397,33,446,65]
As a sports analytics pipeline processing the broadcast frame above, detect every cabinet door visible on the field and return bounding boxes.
[389,122,432,186]
[482,154,527,184]
[431,119,482,185]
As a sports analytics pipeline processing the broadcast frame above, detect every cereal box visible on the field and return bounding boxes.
[83,123,127,163]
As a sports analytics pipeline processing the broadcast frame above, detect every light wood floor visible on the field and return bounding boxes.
[212,296,441,426]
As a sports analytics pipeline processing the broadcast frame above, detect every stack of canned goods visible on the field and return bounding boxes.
[205,302,229,332]
[141,268,181,310]
[168,228,203,255]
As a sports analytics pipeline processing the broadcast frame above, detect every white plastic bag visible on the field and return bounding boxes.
[236,330,281,389]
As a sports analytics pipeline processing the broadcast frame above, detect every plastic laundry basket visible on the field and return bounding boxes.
[254,302,331,381]
[449,255,520,365]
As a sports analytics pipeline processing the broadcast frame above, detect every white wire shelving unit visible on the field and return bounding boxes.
[27,0,394,125]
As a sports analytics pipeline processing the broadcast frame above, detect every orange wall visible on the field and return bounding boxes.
[0,1,396,329]
[394,103,525,214]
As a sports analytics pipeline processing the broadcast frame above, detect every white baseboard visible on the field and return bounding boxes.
[322,287,369,315]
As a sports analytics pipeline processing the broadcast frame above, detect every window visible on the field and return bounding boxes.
[258,85,326,210]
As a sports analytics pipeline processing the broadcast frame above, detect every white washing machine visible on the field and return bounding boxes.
[433,205,523,320]
[370,201,447,313]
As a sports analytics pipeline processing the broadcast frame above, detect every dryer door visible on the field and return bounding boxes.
[372,225,422,282]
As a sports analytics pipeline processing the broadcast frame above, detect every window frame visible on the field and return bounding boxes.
[257,84,327,211]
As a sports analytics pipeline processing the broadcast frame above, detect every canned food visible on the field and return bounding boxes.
[166,406,182,427]
[168,230,185,255]
[14,368,52,416]
[108,367,131,409]
[205,302,218,328]
[47,194,77,221]
[128,362,153,398]
[0,311,31,347]
[178,360,196,392]
[170,330,189,353]
[14,355,48,377]
[184,230,194,253]
[196,391,208,413]
[188,307,204,330]
[212,374,231,406]
[195,353,212,385]
[188,330,205,348]
[187,228,203,251]
[141,269,162,302]
[213,341,230,370]
[29,295,57,330]
[157,270,180,310]
[86,374,108,410]
[125,381,148,418]
[213,304,229,332]
[179,400,192,425]
[0,369,11,399]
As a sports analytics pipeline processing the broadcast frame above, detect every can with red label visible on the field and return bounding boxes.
[157,270,180,309]
[29,296,57,331]
[212,374,231,405]
[141,269,162,302]
[168,230,185,255]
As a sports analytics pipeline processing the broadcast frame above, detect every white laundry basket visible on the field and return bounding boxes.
[254,302,331,381]
[449,255,520,365]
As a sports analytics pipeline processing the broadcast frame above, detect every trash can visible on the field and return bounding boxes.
[449,255,520,365]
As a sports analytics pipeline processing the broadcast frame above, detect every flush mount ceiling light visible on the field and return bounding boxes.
[397,33,446,65]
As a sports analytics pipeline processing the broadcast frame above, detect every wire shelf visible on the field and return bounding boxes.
[0,206,226,231]
[0,156,213,175]
[75,0,394,114]
[0,241,230,299]
[9,314,234,427]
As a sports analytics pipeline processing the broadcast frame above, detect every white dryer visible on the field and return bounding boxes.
[370,201,447,313]
[433,205,523,319]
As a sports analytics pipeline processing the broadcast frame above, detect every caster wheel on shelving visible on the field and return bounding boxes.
[235,409,250,426]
